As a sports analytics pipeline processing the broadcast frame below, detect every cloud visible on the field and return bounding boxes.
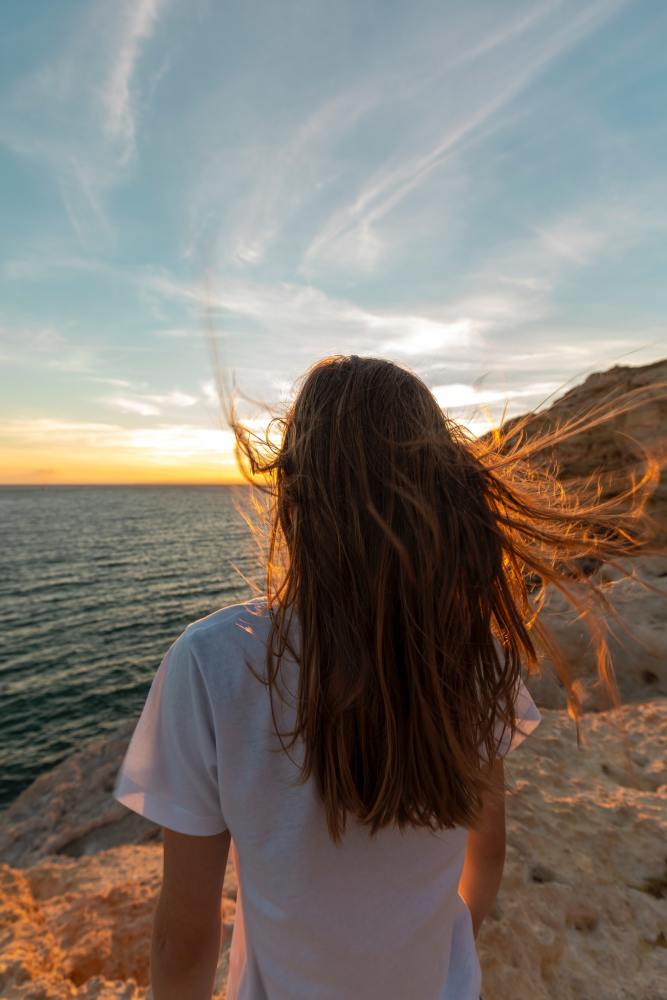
[145,271,480,363]
[102,396,162,417]
[0,0,166,243]
[102,0,164,162]
[3,417,236,465]
[225,90,377,267]
[201,380,220,405]
[427,378,562,438]
[530,196,667,266]
[431,380,559,410]
[1,253,109,283]
[157,268,546,362]
[0,323,97,372]
[534,218,609,265]
[377,318,480,355]
[163,390,199,408]
[128,425,236,462]
[100,389,199,417]
[88,376,136,389]
[464,193,667,327]
[152,327,200,338]
[3,419,125,445]
[301,0,627,275]
[0,324,66,355]
[185,2,626,275]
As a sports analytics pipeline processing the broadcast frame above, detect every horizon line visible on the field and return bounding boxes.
[0,481,252,488]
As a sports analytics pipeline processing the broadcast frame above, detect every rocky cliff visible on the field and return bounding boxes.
[497,358,667,535]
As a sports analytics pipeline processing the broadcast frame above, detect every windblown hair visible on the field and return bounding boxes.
[217,353,663,845]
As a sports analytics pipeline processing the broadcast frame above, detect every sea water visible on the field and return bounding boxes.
[0,485,259,808]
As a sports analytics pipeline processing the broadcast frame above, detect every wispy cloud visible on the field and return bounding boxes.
[201,380,219,406]
[100,388,199,417]
[534,218,609,265]
[431,380,559,410]
[379,318,481,355]
[227,91,377,267]
[145,271,481,363]
[0,0,166,243]
[466,192,667,323]
[152,327,200,338]
[301,0,626,275]
[3,417,236,465]
[102,0,164,162]
[88,376,136,389]
[3,419,124,444]
[101,396,161,417]
[1,253,110,283]
[185,2,625,273]
[0,324,97,372]
[0,324,65,358]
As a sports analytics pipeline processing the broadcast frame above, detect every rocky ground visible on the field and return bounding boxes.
[0,697,665,999]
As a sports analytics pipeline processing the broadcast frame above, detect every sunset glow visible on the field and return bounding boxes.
[1,1,666,483]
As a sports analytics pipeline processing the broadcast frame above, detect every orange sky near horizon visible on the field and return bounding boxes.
[0,446,250,486]
[0,415,280,486]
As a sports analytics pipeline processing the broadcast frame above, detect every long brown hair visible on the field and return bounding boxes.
[217,352,664,845]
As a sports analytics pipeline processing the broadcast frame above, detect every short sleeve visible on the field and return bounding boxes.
[112,630,228,836]
[493,676,542,758]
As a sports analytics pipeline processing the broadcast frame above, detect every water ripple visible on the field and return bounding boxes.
[0,485,261,808]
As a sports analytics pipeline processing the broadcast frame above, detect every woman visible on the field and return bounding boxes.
[113,354,658,999]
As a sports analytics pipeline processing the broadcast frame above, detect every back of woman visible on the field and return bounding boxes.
[115,595,539,998]
[113,354,657,999]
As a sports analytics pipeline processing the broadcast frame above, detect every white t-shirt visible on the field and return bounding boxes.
[113,598,541,1000]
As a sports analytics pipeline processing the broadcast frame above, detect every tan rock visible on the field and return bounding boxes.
[478,702,667,1000]
[525,554,667,710]
[0,863,69,998]
[497,358,667,537]
[0,723,161,868]
[1,705,665,999]
[0,844,237,998]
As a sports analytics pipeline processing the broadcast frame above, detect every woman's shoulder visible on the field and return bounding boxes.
[173,597,273,691]
[187,595,269,633]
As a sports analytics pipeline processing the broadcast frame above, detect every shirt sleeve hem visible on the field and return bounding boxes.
[112,776,228,836]
[505,707,542,754]
[494,678,543,757]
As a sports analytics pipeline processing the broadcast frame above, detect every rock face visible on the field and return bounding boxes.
[0,722,161,869]
[0,704,665,999]
[525,554,667,711]
[498,358,667,536]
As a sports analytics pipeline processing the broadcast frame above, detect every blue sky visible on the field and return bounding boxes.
[1,0,666,482]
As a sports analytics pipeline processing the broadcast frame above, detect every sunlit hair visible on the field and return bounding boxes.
[216,352,663,845]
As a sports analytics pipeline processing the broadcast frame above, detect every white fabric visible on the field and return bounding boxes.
[113,598,541,999]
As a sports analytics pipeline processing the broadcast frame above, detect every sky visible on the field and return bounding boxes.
[1,0,666,485]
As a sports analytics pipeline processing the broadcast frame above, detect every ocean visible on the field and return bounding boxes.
[0,485,260,809]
